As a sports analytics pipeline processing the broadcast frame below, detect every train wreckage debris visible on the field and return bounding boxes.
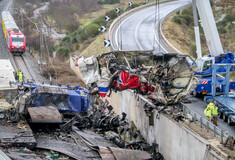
[71,51,197,105]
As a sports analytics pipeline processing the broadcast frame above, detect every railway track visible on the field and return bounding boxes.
[0,0,40,83]
[13,55,37,83]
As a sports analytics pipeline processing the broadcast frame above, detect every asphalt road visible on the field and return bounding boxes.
[111,0,191,51]
[110,0,235,136]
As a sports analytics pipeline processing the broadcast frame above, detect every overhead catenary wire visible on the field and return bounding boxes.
[43,19,58,84]
[14,2,39,32]
[14,1,58,84]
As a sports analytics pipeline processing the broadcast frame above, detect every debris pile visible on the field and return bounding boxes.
[71,51,197,105]
[0,82,164,159]
[59,99,164,159]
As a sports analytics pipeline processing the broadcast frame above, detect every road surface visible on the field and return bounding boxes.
[111,0,191,51]
[110,0,235,136]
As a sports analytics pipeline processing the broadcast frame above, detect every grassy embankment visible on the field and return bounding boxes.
[44,0,157,85]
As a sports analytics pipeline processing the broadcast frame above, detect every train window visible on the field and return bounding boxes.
[12,37,24,42]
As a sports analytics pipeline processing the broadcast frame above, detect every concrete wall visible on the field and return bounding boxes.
[0,88,17,103]
[106,90,225,160]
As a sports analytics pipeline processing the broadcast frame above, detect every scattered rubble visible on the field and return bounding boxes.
[0,120,36,149]
[0,81,164,159]
[71,51,197,105]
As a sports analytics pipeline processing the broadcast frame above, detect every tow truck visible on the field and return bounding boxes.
[191,0,235,96]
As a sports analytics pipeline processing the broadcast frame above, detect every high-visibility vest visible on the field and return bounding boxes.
[17,71,21,76]
[204,108,211,117]
[207,102,214,111]
[19,73,23,82]
[212,107,218,115]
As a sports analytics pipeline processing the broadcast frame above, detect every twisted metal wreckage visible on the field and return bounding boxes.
[71,51,197,105]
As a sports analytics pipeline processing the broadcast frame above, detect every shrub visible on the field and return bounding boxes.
[190,45,197,58]
[71,36,78,44]
[172,16,181,24]
[176,10,180,15]
[84,23,99,37]
[74,43,80,50]
[98,0,120,4]
[49,46,57,53]
[92,17,106,26]
[218,25,227,34]
[105,9,118,19]
[224,14,235,23]
[132,3,140,8]
[66,23,79,32]
[210,0,214,7]
[57,47,70,58]
[180,15,193,26]
[78,32,87,41]
[181,8,193,16]
[62,36,71,43]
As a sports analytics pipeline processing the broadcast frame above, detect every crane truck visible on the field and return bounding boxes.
[191,0,235,96]
[204,64,235,125]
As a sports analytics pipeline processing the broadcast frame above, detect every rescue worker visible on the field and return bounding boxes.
[204,106,212,121]
[98,27,101,34]
[207,100,214,112]
[212,101,219,126]
[16,69,21,81]
[18,71,23,83]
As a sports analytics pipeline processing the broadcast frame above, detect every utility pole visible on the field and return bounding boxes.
[21,9,24,33]
[39,16,45,72]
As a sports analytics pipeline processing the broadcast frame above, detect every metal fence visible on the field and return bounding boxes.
[181,103,230,143]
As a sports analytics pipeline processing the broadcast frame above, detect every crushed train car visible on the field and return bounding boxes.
[71,51,197,105]
[9,82,90,123]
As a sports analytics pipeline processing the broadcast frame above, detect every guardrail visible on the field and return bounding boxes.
[180,103,231,143]
[159,3,191,55]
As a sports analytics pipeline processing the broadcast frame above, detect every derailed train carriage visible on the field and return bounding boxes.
[71,51,198,105]
[1,11,26,54]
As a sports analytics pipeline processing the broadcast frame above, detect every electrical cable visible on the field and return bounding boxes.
[43,23,58,84]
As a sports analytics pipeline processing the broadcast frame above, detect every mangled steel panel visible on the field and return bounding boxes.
[71,51,197,104]
[11,82,90,113]
[28,106,62,123]
[0,149,11,160]
[36,138,100,160]
[98,147,151,160]
[73,128,117,148]
[6,149,42,160]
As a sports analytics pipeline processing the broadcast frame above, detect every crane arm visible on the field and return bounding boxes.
[196,0,224,57]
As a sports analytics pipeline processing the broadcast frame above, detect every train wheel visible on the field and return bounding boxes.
[223,112,228,122]
[228,117,232,125]
[219,111,223,119]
